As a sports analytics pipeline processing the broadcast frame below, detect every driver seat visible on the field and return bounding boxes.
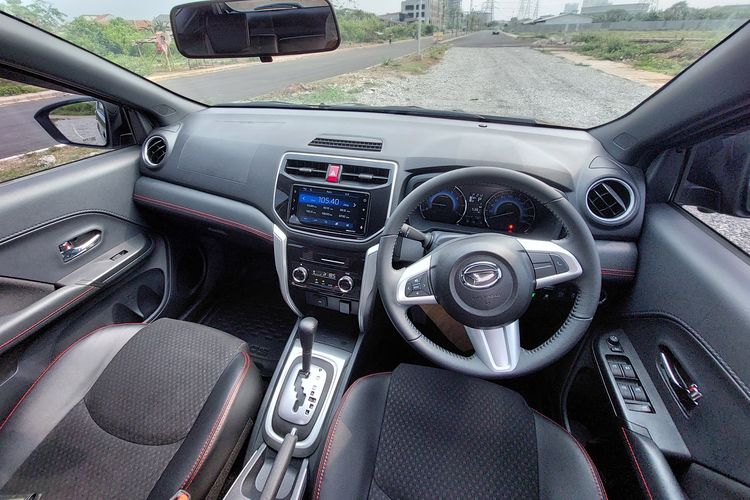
[313,364,606,500]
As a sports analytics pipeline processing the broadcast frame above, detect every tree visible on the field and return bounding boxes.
[662,1,691,20]
[0,0,65,31]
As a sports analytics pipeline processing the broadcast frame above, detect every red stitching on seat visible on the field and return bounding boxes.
[535,411,608,500]
[313,372,390,500]
[0,322,145,432]
[0,287,95,354]
[621,427,654,500]
[182,351,252,490]
[133,194,273,241]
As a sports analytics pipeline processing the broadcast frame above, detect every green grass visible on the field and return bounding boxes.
[50,101,96,116]
[381,45,449,75]
[567,30,727,75]
[274,85,366,106]
[0,78,43,97]
[0,146,104,183]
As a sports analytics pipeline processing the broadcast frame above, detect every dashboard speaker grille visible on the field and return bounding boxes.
[144,136,167,167]
[309,137,383,152]
[586,178,635,224]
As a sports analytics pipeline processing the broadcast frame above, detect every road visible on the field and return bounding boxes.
[0,36,458,159]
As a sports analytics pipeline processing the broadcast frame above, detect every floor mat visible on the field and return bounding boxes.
[200,283,297,379]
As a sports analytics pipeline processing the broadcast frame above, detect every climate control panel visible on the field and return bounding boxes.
[286,242,366,316]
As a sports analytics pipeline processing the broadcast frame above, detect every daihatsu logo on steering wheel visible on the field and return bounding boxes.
[460,262,502,290]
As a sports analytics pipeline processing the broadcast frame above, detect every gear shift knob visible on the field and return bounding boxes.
[299,317,317,375]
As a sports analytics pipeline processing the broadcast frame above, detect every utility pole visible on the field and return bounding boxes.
[417,16,422,59]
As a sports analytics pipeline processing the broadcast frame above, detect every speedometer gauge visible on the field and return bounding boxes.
[419,186,466,225]
[483,190,536,233]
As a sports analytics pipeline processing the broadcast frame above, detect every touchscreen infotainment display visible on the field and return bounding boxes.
[288,185,370,236]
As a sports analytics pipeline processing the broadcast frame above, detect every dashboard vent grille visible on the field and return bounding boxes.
[309,137,383,152]
[144,136,167,167]
[586,178,635,224]
[284,159,328,179]
[341,164,390,185]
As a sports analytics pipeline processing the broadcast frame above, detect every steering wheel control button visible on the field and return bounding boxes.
[529,253,556,279]
[405,272,432,298]
[550,254,569,273]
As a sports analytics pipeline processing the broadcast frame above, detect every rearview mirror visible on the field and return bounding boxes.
[170,0,341,59]
[34,98,109,148]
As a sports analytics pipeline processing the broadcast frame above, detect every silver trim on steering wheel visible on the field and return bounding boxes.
[465,321,521,373]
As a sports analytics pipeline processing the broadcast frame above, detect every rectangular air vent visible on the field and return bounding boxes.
[340,164,390,185]
[284,159,328,179]
[309,137,383,152]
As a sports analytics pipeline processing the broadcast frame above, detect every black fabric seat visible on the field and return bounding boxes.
[313,364,607,500]
[0,319,263,500]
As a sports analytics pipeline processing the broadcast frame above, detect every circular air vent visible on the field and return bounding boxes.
[143,136,167,168]
[585,178,636,225]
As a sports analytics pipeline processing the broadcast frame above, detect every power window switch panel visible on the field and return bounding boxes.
[626,402,654,413]
[621,363,637,380]
[618,382,634,401]
[631,384,649,403]
[609,362,624,378]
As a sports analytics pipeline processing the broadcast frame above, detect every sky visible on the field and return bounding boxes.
[34,0,750,23]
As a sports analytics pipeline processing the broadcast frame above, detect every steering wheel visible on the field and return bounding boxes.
[377,167,601,379]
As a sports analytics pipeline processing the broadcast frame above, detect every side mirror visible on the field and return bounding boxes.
[170,0,341,59]
[675,132,750,218]
[34,98,109,148]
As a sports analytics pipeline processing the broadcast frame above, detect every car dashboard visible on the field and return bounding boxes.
[133,106,645,326]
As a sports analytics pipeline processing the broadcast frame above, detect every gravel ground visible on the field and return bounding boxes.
[357,46,750,254]
[357,46,654,128]
[685,207,750,254]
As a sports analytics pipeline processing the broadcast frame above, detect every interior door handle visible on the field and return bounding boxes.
[59,230,102,263]
[658,350,703,411]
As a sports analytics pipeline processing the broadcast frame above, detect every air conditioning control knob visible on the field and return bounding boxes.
[292,266,308,284]
[338,275,354,294]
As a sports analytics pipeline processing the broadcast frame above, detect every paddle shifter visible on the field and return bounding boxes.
[299,317,317,376]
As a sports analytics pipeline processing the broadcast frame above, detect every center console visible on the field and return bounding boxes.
[221,153,397,500]
[272,152,397,320]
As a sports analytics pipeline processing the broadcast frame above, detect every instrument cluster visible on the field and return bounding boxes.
[419,185,540,234]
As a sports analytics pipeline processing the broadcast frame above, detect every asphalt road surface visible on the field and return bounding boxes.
[0,36,446,159]
[160,36,444,103]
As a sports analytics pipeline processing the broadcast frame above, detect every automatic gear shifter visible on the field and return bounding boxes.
[299,317,317,376]
[277,317,328,426]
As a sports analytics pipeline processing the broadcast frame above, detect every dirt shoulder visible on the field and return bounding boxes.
[544,50,672,89]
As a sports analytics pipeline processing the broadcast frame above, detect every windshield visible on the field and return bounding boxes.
[2,0,747,128]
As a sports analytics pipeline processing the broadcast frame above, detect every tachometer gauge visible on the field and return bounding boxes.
[419,186,467,225]
[483,190,536,233]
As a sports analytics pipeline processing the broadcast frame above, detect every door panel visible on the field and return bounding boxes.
[622,203,750,492]
[0,147,143,242]
[0,148,159,354]
[0,147,173,421]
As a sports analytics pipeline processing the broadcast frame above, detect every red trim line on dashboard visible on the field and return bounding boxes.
[133,194,273,242]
